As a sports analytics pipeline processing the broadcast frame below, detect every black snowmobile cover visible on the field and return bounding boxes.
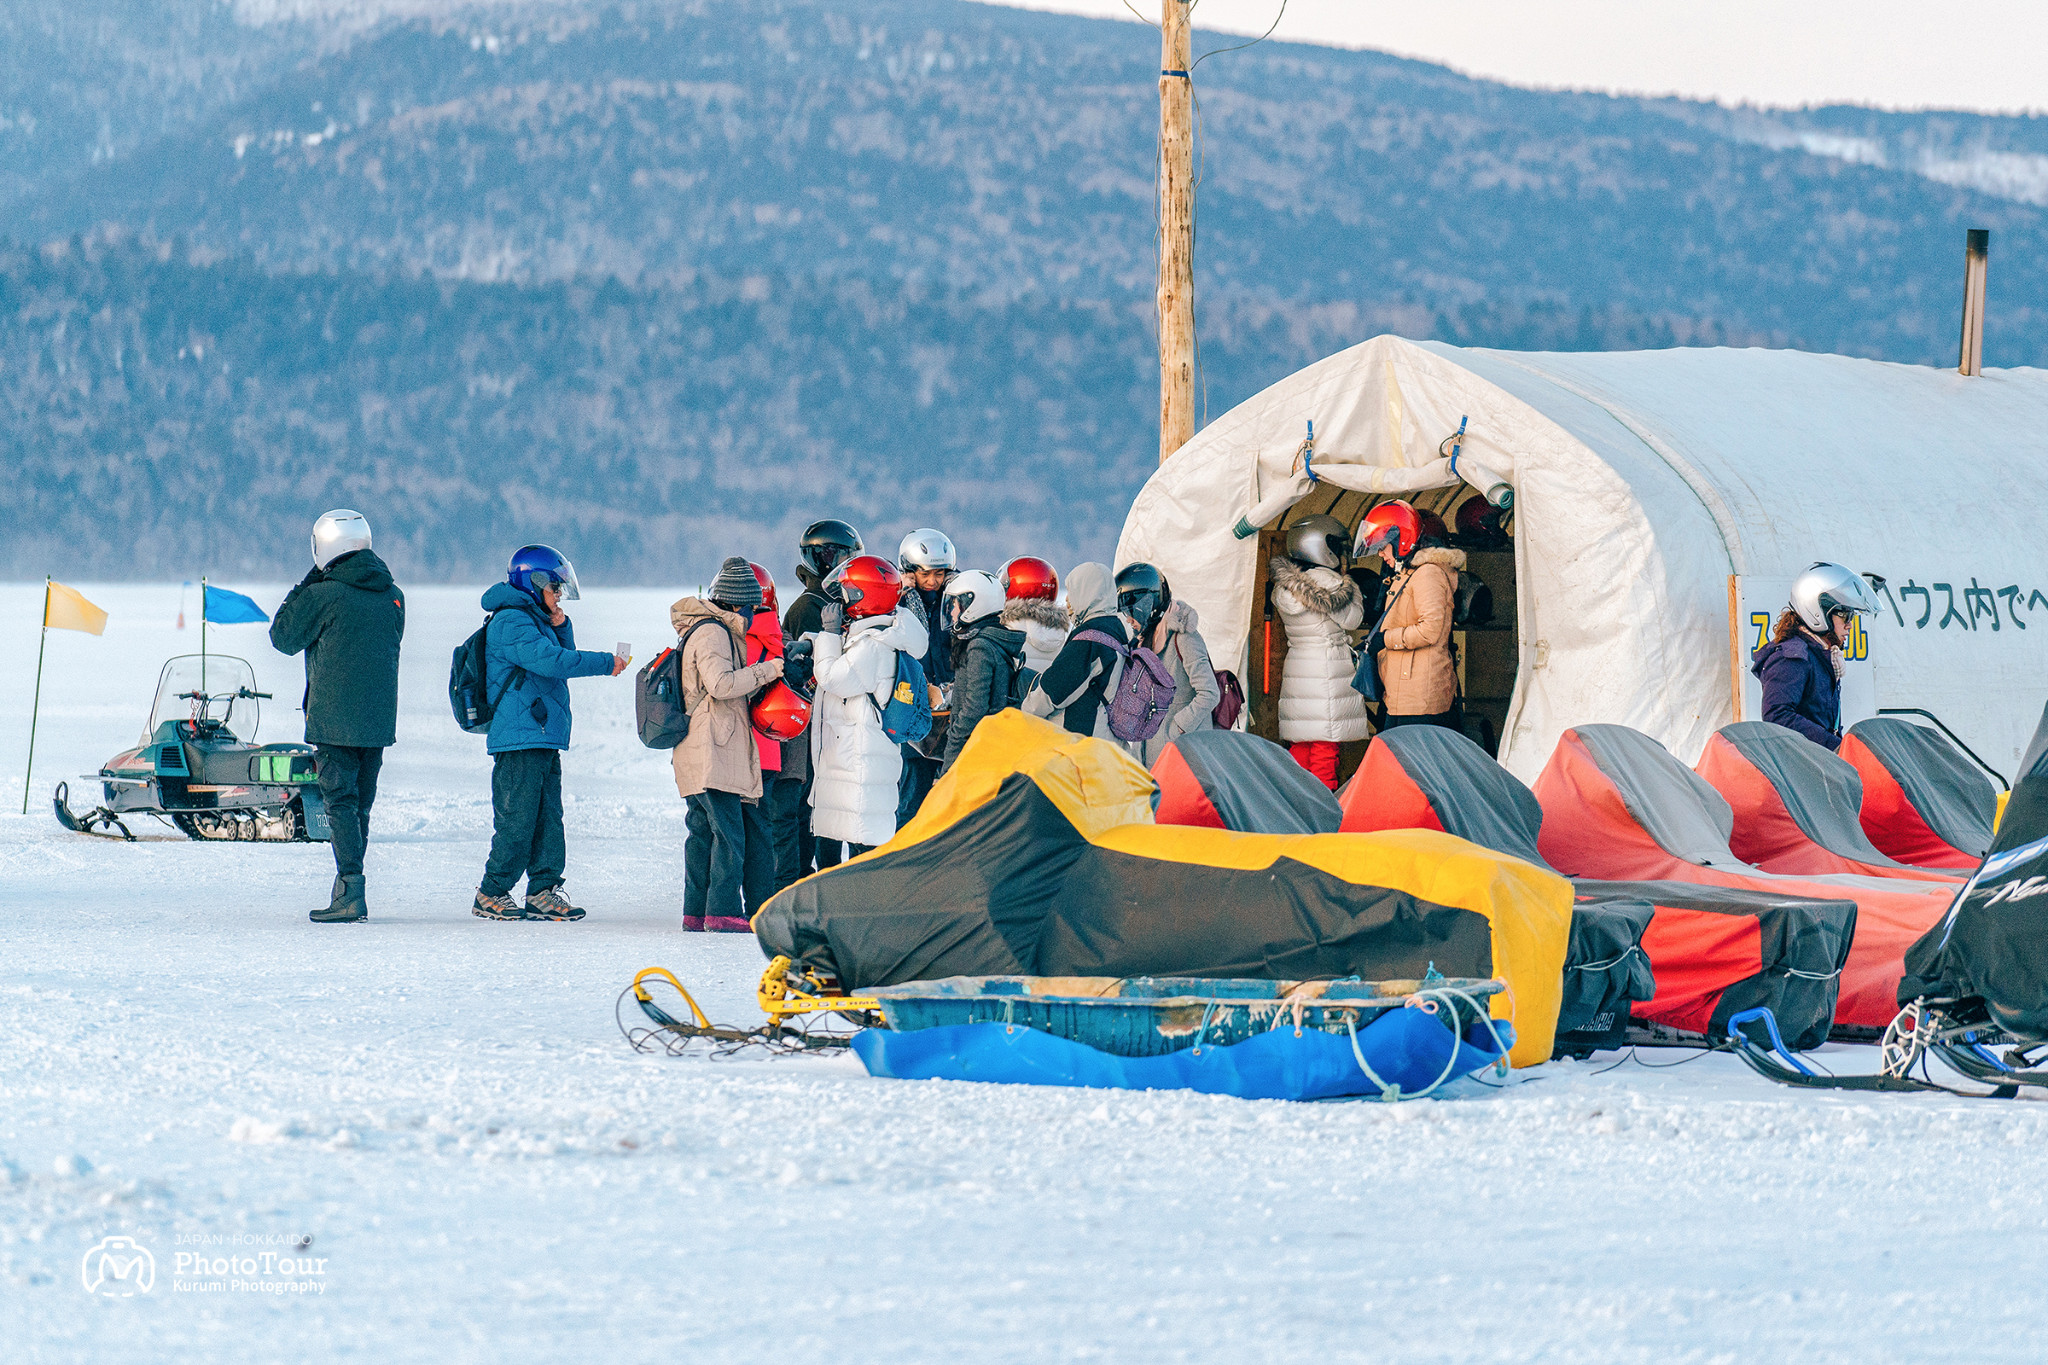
[753,711,1573,1065]
[1151,729,1342,835]
[1899,702,2048,1036]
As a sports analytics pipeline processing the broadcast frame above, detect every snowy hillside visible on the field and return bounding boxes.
[9,1,2048,583]
[7,581,2048,1361]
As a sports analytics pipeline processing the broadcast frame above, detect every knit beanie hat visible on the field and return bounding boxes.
[708,556,765,609]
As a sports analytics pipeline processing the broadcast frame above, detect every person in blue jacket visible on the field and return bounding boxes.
[472,545,627,921]
[1750,561,1878,752]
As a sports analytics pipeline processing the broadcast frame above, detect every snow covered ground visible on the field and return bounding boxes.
[6,581,2048,1363]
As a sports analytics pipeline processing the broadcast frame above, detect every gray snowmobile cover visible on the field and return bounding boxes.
[1151,729,1342,834]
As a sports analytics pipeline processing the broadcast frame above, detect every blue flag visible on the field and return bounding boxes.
[203,584,270,625]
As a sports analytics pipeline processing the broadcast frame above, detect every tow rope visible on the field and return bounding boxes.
[616,959,882,1057]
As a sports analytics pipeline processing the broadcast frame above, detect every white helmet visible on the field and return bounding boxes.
[898,528,957,572]
[311,509,372,570]
[1790,562,1878,634]
[940,569,1004,634]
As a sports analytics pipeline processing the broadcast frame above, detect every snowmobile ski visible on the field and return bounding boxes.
[1723,1007,1981,1095]
[52,782,135,841]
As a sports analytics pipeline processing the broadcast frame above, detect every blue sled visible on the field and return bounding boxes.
[851,1007,1512,1102]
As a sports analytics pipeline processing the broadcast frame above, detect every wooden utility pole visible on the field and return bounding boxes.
[1157,0,1195,463]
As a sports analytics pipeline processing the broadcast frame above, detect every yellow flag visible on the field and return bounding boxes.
[45,581,108,635]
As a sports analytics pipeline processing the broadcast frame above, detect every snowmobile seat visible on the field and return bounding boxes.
[1150,729,1341,835]
[1695,722,1962,883]
[1531,723,1953,1031]
[1339,724,1851,1050]
[1839,717,1996,872]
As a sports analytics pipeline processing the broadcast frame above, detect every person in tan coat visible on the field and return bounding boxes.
[672,558,784,932]
[1373,543,1465,729]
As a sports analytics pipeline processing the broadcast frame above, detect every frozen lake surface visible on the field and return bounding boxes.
[4,582,2045,1362]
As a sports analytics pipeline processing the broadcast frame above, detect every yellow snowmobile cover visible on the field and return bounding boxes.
[753,711,1571,1064]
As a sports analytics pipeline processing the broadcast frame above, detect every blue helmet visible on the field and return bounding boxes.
[507,544,581,604]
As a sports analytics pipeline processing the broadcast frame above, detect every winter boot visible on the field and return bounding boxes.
[705,916,753,933]
[311,874,367,923]
[682,916,706,932]
[524,886,586,922]
[472,890,526,920]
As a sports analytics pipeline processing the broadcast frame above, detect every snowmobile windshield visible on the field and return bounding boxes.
[146,655,262,742]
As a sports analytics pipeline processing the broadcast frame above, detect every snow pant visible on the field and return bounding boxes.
[896,747,940,827]
[1289,740,1340,792]
[315,744,383,877]
[795,769,841,874]
[683,791,777,923]
[766,776,808,891]
[481,748,564,897]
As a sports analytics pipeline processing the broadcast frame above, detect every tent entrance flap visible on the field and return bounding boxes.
[1245,486,1518,762]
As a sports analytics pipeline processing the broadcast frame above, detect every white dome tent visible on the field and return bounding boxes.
[1117,335,2048,784]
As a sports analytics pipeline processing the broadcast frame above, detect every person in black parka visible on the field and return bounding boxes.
[938,569,1026,776]
[269,510,405,923]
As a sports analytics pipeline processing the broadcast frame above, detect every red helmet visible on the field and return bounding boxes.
[1455,497,1507,543]
[824,554,903,619]
[1002,555,1058,602]
[748,561,778,616]
[750,680,812,741]
[1355,500,1421,561]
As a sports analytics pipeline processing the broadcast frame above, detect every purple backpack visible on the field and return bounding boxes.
[1072,629,1178,743]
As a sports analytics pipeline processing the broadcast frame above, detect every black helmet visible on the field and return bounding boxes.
[1283,514,1349,571]
[798,519,863,582]
[1114,562,1171,636]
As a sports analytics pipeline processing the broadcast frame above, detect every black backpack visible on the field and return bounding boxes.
[449,612,524,734]
[636,619,725,750]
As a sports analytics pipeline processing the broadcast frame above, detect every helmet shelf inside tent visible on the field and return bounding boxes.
[1248,487,1516,781]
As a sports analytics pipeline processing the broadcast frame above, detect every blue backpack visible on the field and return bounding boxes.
[870,650,934,745]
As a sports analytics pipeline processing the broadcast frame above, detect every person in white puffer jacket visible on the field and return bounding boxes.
[808,554,930,855]
[1269,514,1370,789]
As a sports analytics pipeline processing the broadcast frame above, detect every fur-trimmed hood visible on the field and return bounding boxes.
[1407,546,1467,572]
[1000,596,1069,634]
[1269,556,1359,616]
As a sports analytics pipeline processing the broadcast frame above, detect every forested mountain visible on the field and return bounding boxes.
[7,0,2048,580]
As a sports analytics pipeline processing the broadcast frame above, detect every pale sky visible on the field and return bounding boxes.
[973,0,2048,114]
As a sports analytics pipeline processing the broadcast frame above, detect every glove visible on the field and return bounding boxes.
[782,639,816,697]
[819,603,844,633]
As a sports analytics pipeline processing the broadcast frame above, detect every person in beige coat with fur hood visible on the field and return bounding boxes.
[672,558,784,932]
[1366,518,1464,731]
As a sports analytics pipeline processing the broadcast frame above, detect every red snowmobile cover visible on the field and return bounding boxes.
[1839,718,1996,872]
[1694,723,1962,884]
[1532,724,1952,1030]
[1151,730,1341,835]
[1900,702,2048,1036]
[1339,725,1851,1048]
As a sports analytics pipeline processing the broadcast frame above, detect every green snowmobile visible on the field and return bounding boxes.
[54,654,332,843]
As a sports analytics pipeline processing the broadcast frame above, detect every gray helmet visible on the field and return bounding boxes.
[1790,562,1878,634]
[898,528,957,572]
[1284,514,1349,571]
[311,509,372,570]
